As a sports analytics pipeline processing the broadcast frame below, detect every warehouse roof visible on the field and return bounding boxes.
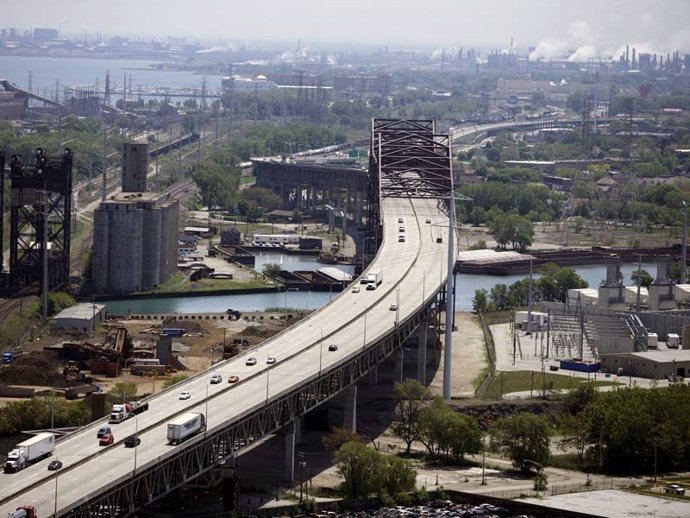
[54,303,106,321]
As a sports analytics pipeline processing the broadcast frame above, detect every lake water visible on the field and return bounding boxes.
[104,262,656,315]
[0,55,220,100]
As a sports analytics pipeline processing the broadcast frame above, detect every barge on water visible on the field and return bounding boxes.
[456,245,685,275]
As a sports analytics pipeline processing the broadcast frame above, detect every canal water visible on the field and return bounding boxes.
[104,261,655,316]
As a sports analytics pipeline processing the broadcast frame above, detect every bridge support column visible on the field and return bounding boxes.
[295,417,302,444]
[355,193,363,226]
[368,366,378,386]
[343,385,357,432]
[394,348,404,383]
[417,321,428,384]
[285,421,296,481]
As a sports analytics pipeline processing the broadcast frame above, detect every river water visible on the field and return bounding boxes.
[104,261,656,315]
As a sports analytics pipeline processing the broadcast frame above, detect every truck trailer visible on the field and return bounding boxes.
[167,412,206,445]
[109,400,150,423]
[4,433,55,473]
[365,270,383,290]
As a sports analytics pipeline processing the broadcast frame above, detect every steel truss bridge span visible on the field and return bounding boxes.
[0,120,454,518]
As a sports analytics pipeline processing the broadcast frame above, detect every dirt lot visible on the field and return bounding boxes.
[0,311,304,400]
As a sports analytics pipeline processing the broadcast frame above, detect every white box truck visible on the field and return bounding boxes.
[4,432,55,473]
[167,412,206,445]
[365,270,383,290]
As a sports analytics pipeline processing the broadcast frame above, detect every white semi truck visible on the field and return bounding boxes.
[365,270,383,290]
[109,400,149,424]
[4,432,55,473]
[167,413,206,445]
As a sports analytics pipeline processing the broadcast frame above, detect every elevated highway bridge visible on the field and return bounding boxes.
[0,119,457,517]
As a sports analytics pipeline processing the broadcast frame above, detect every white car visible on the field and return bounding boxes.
[179,391,191,400]
[245,357,257,366]
[389,304,398,311]
[266,356,277,365]
[352,286,360,293]
[210,374,222,384]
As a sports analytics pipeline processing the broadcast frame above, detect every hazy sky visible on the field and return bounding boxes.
[4,0,690,56]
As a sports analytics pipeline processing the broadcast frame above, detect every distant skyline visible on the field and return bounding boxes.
[4,0,690,58]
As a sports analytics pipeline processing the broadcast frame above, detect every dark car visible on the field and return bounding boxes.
[96,426,111,439]
[124,435,141,448]
[47,460,63,471]
[328,344,338,352]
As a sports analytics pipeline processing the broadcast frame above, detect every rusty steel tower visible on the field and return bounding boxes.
[9,148,73,291]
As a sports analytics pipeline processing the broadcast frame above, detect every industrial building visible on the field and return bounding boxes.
[53,303,106,332]
[92,142,179,294]
[599,350,690,380]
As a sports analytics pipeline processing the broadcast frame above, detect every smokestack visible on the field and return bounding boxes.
[625,45,629,64]
[632,48,636,69]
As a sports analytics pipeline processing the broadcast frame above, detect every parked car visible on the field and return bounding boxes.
[245,357,257,366]
[328,344,338,352]
[47,460,63,471]
[99,433,114,446]
[124,435,141,448]
[97,426,111,439]
[266,356,277,365]
[665,484,686,495]
[179,391,191,400]
[228,375,240,384]
[210,374,222,384]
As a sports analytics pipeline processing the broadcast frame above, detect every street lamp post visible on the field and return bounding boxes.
[133,416,138,473]
[319,328,324,375]
[682,201,688,284]
[54,455,59,517]
[265,361,271,403]
[329,282,339,301]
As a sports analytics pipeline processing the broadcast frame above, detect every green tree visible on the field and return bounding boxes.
[630,269,653,288]
[490,413,551,470]
[418,401,482,462]
[262,263,282,277]
[537,263,588,302]
[107,382,138,406]
[0,397,90,434]
[335,441,384,500]
[334,442,416,500]
[472,289,489,313]
[381,455,417,496]
[390,379,434,453]
[323,427,364,451]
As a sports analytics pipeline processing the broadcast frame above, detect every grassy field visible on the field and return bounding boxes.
[480,370,620,400]
[139,273,270,295]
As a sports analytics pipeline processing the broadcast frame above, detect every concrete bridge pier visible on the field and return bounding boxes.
[343,385,357,432]
[394,348,404,383]
[417,320,428,384]
[368,365,378,386]
[284,420,297,481]
[355,193,364,226]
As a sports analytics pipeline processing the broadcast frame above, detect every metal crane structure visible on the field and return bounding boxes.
[8,148,73,291]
